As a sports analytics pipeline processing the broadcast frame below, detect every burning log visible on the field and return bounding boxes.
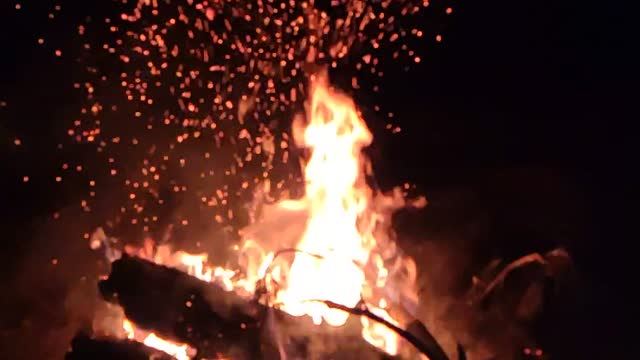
[65,332,174,360]
[98,254,263,358]
[99,254,397,359]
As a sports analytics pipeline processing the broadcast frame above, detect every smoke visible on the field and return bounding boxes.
[391,169,582,360]
[0,205,103,359]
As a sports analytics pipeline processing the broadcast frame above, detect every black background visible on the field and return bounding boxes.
[1,0,634,358]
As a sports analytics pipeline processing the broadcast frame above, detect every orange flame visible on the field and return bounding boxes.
[121,319,193,360]
[240,74,420,355]
[143,333,190,360]
[274,76,373,327]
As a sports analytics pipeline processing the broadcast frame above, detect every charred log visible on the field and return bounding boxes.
[65,332,174,360]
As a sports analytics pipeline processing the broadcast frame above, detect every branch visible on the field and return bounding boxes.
[478,253,547,302]
[312,299,456,360]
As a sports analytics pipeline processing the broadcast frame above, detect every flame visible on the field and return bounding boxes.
[274,76,373,327]
[143,333,190,360]
[361,303,400,355]
[121,318,192,360]
[241,74,415,355]
[122,319,135,340]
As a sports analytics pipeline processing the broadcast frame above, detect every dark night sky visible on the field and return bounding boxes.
[0,0,635,359]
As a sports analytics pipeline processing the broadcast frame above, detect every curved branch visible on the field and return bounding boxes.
[310,299,453,360]
[478,253,547,302]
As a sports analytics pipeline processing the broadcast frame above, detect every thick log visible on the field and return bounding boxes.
[65,332,174,360]
[99,254,395,359]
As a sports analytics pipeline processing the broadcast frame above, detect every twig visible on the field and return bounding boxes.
[310,299,452,360]
[478,253,547,302]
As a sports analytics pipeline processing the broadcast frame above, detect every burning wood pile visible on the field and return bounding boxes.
[64,254,458,360]
[64,246,570,360]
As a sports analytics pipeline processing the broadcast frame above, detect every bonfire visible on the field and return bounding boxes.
[55,1,572,359]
